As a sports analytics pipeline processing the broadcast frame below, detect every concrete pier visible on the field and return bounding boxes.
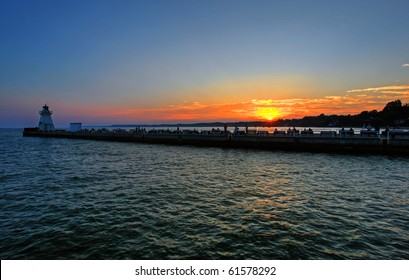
[23,128,409,155]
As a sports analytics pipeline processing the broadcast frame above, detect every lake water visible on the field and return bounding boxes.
[0,128,408,259]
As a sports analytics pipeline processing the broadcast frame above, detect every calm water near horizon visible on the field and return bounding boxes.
[1,128,408,259]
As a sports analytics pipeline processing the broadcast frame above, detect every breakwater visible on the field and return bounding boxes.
[23,128,409,155]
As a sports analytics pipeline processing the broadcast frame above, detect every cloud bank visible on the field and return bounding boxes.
[101,84,409,123]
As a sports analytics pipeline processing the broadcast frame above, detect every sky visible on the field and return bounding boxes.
[1,0,409,127]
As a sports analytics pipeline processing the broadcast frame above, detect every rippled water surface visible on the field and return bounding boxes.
[1,129,408,259]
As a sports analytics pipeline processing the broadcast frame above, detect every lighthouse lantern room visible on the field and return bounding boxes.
[38,104,55,131]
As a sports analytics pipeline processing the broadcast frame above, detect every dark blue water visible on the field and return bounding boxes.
[1,128,408,259]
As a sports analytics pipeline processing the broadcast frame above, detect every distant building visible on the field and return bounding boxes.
[69,123,82,132]
[38,104,55,131]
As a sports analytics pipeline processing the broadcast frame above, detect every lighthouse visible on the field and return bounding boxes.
[38,104,55,131]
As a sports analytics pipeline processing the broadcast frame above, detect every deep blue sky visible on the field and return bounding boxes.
[1,0,409,127]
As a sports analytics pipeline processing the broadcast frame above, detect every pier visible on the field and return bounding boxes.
[23,127,409,155]
[22,104,409,155]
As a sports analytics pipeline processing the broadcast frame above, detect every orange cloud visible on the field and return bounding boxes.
[100,101,254,122]
[56,84,409,124]
[347,85,409,93]
[101,85,408,123]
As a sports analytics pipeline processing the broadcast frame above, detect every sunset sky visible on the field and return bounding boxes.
[1,0,409,127]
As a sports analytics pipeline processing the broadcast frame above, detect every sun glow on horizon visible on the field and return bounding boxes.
[254,107,282,121]
[30,83,409,127]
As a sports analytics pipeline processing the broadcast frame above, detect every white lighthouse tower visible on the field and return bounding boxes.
[38,104,55,131]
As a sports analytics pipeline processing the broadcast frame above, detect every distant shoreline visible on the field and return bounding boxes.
[111,100,409,129]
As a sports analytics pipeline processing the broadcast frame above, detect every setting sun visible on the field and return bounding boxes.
[254,107,282,121]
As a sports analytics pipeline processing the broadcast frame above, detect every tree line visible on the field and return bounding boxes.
[270,100,409,128]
